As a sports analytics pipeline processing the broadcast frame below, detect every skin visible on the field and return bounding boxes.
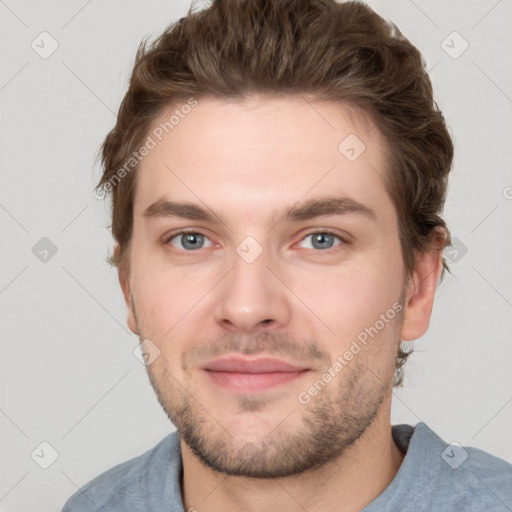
[118,95,443,512]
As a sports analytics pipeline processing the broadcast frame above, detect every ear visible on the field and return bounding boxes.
[115,245,138,335]
[400,244,444,342]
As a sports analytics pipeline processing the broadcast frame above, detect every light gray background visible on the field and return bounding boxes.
[1,1,511,511]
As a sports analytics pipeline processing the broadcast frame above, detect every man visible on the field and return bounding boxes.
[62,0,512,510]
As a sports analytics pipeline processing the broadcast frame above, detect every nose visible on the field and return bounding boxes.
[213,247,292,334]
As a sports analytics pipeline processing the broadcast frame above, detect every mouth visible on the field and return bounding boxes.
[199,355,311,393]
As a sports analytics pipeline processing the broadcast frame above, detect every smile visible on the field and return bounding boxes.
[200,355,311,392]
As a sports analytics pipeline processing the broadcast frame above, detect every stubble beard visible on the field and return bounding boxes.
[140,331,398,479]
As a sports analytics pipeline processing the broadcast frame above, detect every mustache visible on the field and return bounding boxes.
[181,331,330,369]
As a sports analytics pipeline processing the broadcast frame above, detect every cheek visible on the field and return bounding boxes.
[130,253,216,340]
[131,275,193,375]
[133,279,185,338]
[288,259,403,345]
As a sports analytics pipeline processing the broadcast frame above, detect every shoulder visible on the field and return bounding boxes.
[458,444,512,501]
[431,444,512,511]
[404,423,512,510]
[61,431,181,512]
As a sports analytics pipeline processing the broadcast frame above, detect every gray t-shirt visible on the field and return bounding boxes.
[62,422,512,511]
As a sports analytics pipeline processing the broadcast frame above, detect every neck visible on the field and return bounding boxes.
[180,396,404,512]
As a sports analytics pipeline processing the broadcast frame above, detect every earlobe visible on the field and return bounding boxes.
[400,247,443,342]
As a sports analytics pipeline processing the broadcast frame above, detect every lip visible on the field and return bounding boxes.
[200,355,310,392]
[201,356,306,373]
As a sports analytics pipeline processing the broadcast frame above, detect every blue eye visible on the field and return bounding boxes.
[299,232,343,250]
[165,230,345,252]
[168,232,213,251]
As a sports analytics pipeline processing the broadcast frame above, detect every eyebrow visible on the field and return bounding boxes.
[143,196,377,224]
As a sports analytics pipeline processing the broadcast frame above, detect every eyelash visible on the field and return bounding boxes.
[163,229,349,252]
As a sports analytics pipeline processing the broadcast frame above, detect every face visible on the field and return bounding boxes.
[121,95,419,477]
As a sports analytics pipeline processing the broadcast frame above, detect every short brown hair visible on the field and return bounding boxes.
[97,0,454,385]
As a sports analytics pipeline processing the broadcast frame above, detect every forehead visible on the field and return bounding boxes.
[134,95,393,223]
